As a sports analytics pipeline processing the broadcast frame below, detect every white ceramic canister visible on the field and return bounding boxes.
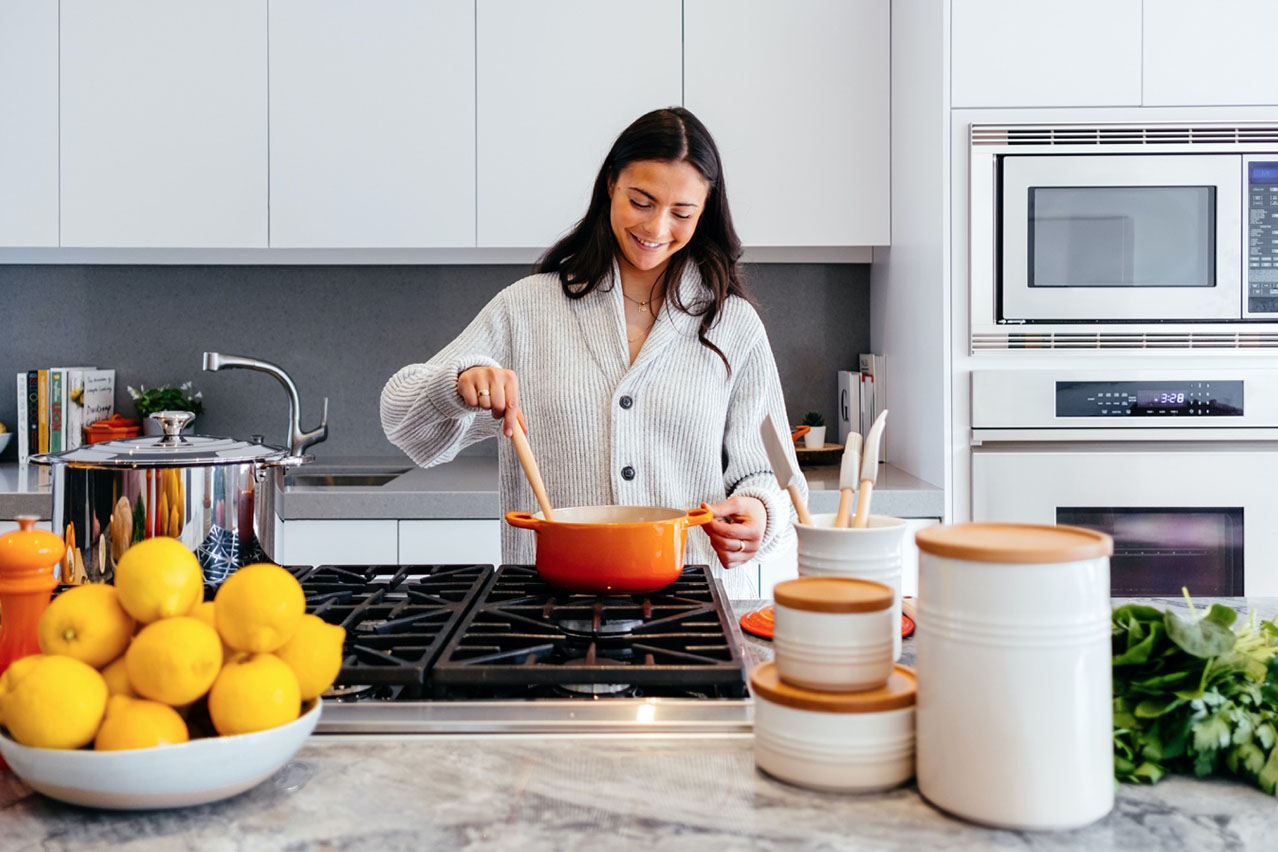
[794,514,906,660]
[751,661,916,793]
[913,523,1114,831]
[772,577,895,692]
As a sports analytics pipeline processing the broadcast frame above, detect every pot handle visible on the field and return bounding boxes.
[505,511,543,531]
[685,507,715,527]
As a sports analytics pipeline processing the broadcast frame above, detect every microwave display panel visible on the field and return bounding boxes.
[1247,160,1278,314]
[1055,380,1243,417]
[1027,186,1216,288]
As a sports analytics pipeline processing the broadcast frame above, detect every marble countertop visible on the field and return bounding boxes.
[4,598,1277,850]
[0,455,944,522]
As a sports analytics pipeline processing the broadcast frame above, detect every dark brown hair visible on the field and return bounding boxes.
[535,107,749,374]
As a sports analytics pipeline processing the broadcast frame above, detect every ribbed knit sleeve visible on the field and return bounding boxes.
[379,288,511,468]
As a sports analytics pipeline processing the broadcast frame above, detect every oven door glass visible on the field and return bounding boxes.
[1056,507,1243,596]
[1001,154,1241,321]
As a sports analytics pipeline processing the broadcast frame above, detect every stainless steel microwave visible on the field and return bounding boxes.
[969,123,1278,342]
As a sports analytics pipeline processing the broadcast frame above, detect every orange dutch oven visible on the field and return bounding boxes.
[504,505,714,595]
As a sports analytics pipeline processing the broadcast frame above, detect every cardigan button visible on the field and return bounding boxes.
[621,466,636,481]
[619,395,633,410]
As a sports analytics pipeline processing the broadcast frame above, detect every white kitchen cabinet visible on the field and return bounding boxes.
[0,1,58,247]
[950,0,1142,108]
[60,0,267,248]
[684,0,890,247]
[475,0,682,248]
[278,519,398,567]
[398,520,502,566]
[1144,0,1278,106]
[269,1,475,248]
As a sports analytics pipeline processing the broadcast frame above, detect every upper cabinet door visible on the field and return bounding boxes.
[684,0,889,247]
[270,1,475,248]
[951,0,1141,108]
[60,0,267,248]
[1144,0,1278,106]
[476,0,682,249]
[0,1,58,247]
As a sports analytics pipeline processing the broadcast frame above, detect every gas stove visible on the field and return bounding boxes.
[292,564,753,734]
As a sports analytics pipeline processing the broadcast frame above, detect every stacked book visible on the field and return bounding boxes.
[837,354,887,463]
[15,368,116,463]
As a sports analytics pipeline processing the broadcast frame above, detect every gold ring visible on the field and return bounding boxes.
[734,539,745,553]
[477,389,490,397]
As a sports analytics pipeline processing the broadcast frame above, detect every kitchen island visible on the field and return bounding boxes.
[4,598,1276,851]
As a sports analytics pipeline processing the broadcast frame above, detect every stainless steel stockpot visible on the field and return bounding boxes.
[31,411,305,585]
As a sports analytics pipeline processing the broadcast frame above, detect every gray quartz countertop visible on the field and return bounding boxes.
[4,598,1277,851]
[0,456,944,522]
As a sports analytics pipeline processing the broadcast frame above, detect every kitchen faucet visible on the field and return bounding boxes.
[202,352,328,456]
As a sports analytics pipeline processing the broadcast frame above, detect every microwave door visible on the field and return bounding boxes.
[971,445,1278,595]
[1001,154,1242,322]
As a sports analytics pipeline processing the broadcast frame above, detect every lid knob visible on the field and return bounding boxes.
[150,410,196,441]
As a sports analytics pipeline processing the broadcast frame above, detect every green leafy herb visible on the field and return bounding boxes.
[1113,597,1278,796]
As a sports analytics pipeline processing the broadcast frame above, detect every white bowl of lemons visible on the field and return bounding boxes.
[0,536,344,809]
[0,699,321,809]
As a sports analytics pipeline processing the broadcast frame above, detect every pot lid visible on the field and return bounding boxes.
[914,522,1113,564]
[32,410,292,468]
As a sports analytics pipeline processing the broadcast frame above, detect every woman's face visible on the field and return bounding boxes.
[609,159,710,280]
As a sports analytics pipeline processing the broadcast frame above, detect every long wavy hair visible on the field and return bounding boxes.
[535,107,749,375]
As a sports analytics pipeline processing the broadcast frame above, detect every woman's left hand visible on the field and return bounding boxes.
[701,496,766,570]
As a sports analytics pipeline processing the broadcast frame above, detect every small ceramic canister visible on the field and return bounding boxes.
[914,523,1113,831]
[751,662,916,793]
[772,577,895,692]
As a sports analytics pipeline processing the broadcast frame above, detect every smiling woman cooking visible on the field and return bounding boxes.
[379,107,801,598]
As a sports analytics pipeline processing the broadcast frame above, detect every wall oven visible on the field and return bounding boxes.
[970,369,1278,596]
[969,122,1278,348]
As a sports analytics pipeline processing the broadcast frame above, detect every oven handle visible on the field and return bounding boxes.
[971,428,1278,445]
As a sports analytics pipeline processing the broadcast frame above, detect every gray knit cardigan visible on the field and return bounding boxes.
[379,263,803,599]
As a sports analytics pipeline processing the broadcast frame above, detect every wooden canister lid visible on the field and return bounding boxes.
[914,523,1113,564]
[773,577,893,613]
[750,662,916,713]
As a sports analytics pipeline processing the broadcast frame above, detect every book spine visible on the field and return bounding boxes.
[66,369,86,450]
[37,369,48,454]
[26,370,38,460]
[49,369,64,453]
[16,373,28,463]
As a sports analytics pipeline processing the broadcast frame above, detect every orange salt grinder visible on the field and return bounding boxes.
[0,516,64,675]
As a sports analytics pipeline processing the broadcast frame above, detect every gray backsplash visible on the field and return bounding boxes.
[0,263,869,461]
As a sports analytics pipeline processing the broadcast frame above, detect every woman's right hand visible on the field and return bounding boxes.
[458,366,521,437]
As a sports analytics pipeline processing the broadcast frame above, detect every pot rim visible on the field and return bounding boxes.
[506,505,713,530]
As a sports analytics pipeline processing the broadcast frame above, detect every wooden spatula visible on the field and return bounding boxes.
[834,433,862,528]
[508,411,554,521]
[852,410,888,528]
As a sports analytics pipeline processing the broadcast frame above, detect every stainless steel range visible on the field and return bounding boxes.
[294,563,753,735]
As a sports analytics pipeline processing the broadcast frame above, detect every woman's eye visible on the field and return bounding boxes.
[630,199,651,209]
[672,212,690,220]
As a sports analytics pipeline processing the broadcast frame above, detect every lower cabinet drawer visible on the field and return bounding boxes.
[398,519,501,567]
[279,519,399,567]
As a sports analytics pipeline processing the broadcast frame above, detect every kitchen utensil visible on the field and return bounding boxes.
[772,577,895,692]
[0,517,64,674]
[833,433,862,528]
[914,523,1114,831]
[0,700,321,810]
[790,424,810,442]
[852,409,887,528]
[761,413,812,525]
[505,505,714,594]
[507,413,553,521]
[795,512,907,661]
[751,661,917,793]
[31,410,307,585]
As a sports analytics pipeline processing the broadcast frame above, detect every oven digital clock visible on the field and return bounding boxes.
[1055,381,1244,417]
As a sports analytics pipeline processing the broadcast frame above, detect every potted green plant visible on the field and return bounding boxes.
[129,382,204,435]
[800,410,826,449]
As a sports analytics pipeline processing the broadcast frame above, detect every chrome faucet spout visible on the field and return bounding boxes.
[201,351,328,456]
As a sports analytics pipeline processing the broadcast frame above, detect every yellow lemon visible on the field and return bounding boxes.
[3,655,108,749]
[125,617,223,706]
[113,536,203,624]
[190,600,235,659]
[275,614,346,701]
[214,563,306,653]
[207,653,300,736]
[38,583,136,667]
[94,694,189,750]
[100,654,137,697]
[0,654,45,726]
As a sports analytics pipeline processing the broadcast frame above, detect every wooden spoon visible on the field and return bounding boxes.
[508,412,554,521]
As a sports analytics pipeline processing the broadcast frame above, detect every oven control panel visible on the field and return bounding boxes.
[1055,381,1244,418]
[1247,160,1278,316]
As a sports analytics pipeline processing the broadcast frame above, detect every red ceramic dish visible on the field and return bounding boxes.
[739,605,915,640]
[505,505,714,595]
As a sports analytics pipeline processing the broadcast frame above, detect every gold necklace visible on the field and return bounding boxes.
[621,287,659,313]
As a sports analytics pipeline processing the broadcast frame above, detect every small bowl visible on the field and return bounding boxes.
[0,700,321,809]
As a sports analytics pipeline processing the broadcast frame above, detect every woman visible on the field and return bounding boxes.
[380,107,802,598]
